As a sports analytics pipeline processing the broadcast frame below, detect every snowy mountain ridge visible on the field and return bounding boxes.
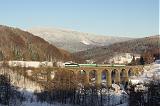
[28,27,131,52]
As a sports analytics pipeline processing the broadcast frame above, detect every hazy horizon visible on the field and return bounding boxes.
[0,0,159,38]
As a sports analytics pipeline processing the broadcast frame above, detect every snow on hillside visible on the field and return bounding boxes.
[109,53,140,64]
[28,27,131,52]
[0,66,129,106]
[8,61,53,68]
[0,68,43,92]
[129,60,160,84]
[103,87,128,106]
[0,67,45,106]
[80,40,91,45]
[3,59,159,106]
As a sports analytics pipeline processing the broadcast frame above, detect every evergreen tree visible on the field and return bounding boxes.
[139,56,145,65]
[0,51,4,61]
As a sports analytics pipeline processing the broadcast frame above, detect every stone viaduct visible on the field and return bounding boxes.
[17,65,144,87]
[65,66,143,86]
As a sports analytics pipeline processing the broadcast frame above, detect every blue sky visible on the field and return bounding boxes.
[0,0,159,37]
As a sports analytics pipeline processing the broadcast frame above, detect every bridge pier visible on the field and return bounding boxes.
[116,71,120,84]
[96,70,102,85]
[125,71,129,83]
[85,71,90,85]
[107,71,112,87]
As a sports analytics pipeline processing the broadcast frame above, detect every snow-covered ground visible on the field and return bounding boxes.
[8,61,53,68]
[0,68,129,106]
[2,60,160,106]
[0,68,44,106]
[129,60,160,85]
[102,88,128,106]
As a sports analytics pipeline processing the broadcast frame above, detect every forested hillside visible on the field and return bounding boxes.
[0,25,72,61]
[73,35,160,64]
